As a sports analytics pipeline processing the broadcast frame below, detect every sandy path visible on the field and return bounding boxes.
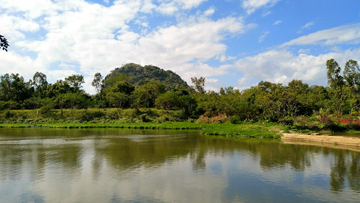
[281,132,360,152]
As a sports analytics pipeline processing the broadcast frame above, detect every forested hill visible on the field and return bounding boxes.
[105,63,188,90]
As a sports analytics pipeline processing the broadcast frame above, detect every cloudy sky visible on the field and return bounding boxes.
[1,0,360,93]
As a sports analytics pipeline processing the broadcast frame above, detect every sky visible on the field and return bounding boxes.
[1,0,360,94]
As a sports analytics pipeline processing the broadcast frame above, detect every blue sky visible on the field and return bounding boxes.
[1,0,360,93]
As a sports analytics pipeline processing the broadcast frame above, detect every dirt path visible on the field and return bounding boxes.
[281,132,360,152]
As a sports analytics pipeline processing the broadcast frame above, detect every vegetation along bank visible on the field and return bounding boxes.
[2,60,360,141]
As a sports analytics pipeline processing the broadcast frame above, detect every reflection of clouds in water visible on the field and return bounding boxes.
[37,154,228,203]
[114,134,187,143]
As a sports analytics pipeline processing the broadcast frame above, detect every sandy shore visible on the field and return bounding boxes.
[281,132,360,152]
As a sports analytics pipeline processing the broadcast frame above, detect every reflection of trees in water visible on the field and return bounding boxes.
[330,150,360,193]
[46,144,83,176]
[93,134,199,174]
[348,153,360,191]
[1,129,360,194]
[194,138,316,171]
[0,145,46,181]
[0,142,83,181]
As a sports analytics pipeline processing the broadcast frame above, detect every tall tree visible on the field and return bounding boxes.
[65,74,84,92]
[327,59,344,90]
[32,72,48,98]
[343,59,360,89]
[132,81,166,108]
[92,72,104,93]
[191,77,206,94]
[63,93,85,116]
[0,73,31,104]
[155,91,179,114]
[106,92,128,116]
[0,35,9,52]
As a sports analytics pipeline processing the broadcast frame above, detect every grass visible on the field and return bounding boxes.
[0,121,205,129]
[201,123,281,139]
[0,121,281,139]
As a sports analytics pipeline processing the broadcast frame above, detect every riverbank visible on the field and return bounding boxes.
[0,122,281,139]
[3,120,360,150]
[281,132,360,152]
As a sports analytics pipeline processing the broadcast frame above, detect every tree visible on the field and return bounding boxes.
[92,72,104,94]
[104,81,135,115]
[327,59,344,90]
[343,59,360,90]
[54,94,66,116]
[179,95,197,116]
[45,80,71,98]
[105,73,130,89]
[0,73,32,104]
[106,92,128,116]
[110,81,135,95]
[219,87,225,95]
[65,74,85,92]
[191,77,206,94]
[63,93,85,116]
[33,72,48,98]
[225,86,235,95]
[132,81,166,108]
[155,91,179,114]
[0,35,9,52]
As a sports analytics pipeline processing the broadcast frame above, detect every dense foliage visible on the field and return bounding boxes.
[1,59,360,132]
[105,63,188,91]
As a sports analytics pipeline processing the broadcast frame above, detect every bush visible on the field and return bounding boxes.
[139,114,148,122]
[79,111,105,122]
[229,115,241,124]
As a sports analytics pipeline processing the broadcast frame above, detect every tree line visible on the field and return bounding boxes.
[0,56,359,122]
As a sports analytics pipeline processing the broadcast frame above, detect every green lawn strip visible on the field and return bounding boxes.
[0,122,280,139]
[201,123,281,139]
[0,122,206,130]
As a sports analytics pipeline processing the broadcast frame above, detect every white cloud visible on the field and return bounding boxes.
[235,48,360,88]
[218,55,236,62]
[301,22,314,29]
[273,20,282,25]
[298,49,310,54]
[206,78,219,83]
[258,31,269,42]
[297,22,314,33]
[281,23,360,47]
[0,0,247,94]
[242,0,281,14]
[262,11,272,17]
[0,0,58,19]
[204,8,215,16]
[0,15,40,41]
[156,0,207,15]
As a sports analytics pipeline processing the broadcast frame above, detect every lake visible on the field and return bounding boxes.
[0,128,359,202]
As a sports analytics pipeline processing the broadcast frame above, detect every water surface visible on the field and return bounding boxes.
[0,128,360,202]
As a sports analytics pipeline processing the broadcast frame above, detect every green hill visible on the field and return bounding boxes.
[105,63,189,90]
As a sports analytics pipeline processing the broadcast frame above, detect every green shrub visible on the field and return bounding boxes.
[229,115,241,124]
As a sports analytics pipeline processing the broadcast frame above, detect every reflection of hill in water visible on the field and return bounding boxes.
[0,129,359,193]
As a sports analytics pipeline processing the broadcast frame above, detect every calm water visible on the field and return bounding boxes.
[0,129,360,203]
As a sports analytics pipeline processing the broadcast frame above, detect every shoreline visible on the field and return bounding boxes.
[281,132,360,152]
[3,122,360,151]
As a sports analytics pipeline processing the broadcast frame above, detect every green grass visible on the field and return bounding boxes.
[0,121,205,129]
[0,121,280,139]
[201,123,281,139]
